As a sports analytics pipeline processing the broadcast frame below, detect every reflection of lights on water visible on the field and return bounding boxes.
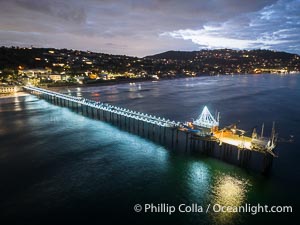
[129,87,137,92]
[187,161,211,201]
[189,162,210,186]
[91,92,100,97]
[136,93,143,98]
[67,89,73,96]
[128,84,144,99]
[91,92,101,102]
[14,96,21,111]
[76,87,82,97]
[213,175,247,205]
[210,173,250,225]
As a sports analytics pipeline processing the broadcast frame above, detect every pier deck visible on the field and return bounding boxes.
[213,130,252,150]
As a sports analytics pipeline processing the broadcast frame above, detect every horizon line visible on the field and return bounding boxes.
[1,45,300,58]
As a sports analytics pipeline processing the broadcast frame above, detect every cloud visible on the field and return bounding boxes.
[162,0,300,54]
[15,0,86,23]
[0,0,298,56]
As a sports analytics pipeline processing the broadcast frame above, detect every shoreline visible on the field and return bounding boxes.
[0,91,29,99]
[45,72,294,91]
[44,74,226,91]
[2,73,298,94]
[45,77,181,90]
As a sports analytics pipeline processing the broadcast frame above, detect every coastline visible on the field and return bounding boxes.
[46,77,174,89]
[3,73,297,94]
[0,91,29,99]
[45,75,211,91]
[45,73,292,91]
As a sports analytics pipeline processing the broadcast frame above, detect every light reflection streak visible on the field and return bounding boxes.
[210,173,251,225]
[187,161,211,201]
[14,96,22,111]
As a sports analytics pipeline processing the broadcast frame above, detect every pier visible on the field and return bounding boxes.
[23,86,277,174]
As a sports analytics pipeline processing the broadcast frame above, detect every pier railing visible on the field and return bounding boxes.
[23,86,179,128]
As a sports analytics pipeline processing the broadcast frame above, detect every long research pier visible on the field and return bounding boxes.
[23,86,278,174]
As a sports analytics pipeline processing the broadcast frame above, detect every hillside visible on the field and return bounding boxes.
[0,47,299,79]
[146,49,298,62]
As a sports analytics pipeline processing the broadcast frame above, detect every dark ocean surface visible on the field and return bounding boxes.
[0,74,299,224]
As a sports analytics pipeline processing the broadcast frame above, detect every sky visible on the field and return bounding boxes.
[0,0,299,57]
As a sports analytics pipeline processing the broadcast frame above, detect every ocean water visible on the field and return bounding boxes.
[0,74,299,224]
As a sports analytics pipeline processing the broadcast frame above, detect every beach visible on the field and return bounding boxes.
[0,91,29,99]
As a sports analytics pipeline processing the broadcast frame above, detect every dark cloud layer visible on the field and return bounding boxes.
[0,0,299,56]
[14,0,86,23]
